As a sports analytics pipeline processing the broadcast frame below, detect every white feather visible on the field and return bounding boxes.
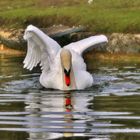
[64,35,108,55]
[23,25,61,71]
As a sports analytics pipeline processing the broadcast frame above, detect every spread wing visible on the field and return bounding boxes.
[64,35,108,55]
[23,25,61,71]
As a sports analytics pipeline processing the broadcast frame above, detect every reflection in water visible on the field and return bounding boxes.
[64,93,73,137]
[0,54,140,140]
[25,92,86,140]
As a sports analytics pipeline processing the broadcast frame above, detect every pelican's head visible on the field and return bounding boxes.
[60,49,72,87]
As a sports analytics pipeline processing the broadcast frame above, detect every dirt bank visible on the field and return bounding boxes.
[107,33,140,54]
[0,25,140,54]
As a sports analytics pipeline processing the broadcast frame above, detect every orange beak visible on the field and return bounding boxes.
[65,74,71,86]
[64,68,71,86]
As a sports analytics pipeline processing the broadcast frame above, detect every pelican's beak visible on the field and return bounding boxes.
[64,68,71,86]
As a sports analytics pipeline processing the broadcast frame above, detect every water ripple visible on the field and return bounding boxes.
[0,55,140,140]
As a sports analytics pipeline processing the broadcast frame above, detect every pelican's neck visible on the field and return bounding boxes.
[60,49,76,90]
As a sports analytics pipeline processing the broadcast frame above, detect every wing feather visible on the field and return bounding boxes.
[64,35,108,55]
[23,25,61,71]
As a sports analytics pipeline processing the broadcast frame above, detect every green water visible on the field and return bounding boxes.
[0,54,140,140]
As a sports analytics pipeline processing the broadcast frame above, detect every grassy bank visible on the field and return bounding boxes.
[0,0,140,33]
[1,45,140,64]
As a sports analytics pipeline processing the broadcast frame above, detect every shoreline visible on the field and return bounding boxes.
[0,25,140,55]
[0,45,25,55]
[1,45,140,63]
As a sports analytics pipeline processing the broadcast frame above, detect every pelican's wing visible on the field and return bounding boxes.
[23,25,61,71]
[64,35,108,55]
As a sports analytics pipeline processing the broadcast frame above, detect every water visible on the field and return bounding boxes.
[0,54,140,140]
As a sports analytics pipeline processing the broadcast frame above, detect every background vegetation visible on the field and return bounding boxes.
[0,0,140,33]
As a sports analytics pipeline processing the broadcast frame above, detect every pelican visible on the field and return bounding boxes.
[88,0,93,5]
[23,25,108,90]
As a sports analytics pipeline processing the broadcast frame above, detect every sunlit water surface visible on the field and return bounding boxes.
[0,54,140,140]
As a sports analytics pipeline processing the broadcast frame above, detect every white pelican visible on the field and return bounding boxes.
[23,25,108,90]
[88,0,93,5]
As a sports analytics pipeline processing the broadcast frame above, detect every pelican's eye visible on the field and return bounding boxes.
[64,68,71,76]
[64,68,67,74]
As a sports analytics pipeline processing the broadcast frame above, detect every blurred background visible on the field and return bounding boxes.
[0,0,140,33]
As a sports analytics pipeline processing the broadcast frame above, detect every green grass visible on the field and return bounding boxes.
[0,0,140,33]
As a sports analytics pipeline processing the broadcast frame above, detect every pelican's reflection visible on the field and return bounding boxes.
[25,92,76,140]
[64,93,73,112]
[25,91,112,140]
[63,93,73,137]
